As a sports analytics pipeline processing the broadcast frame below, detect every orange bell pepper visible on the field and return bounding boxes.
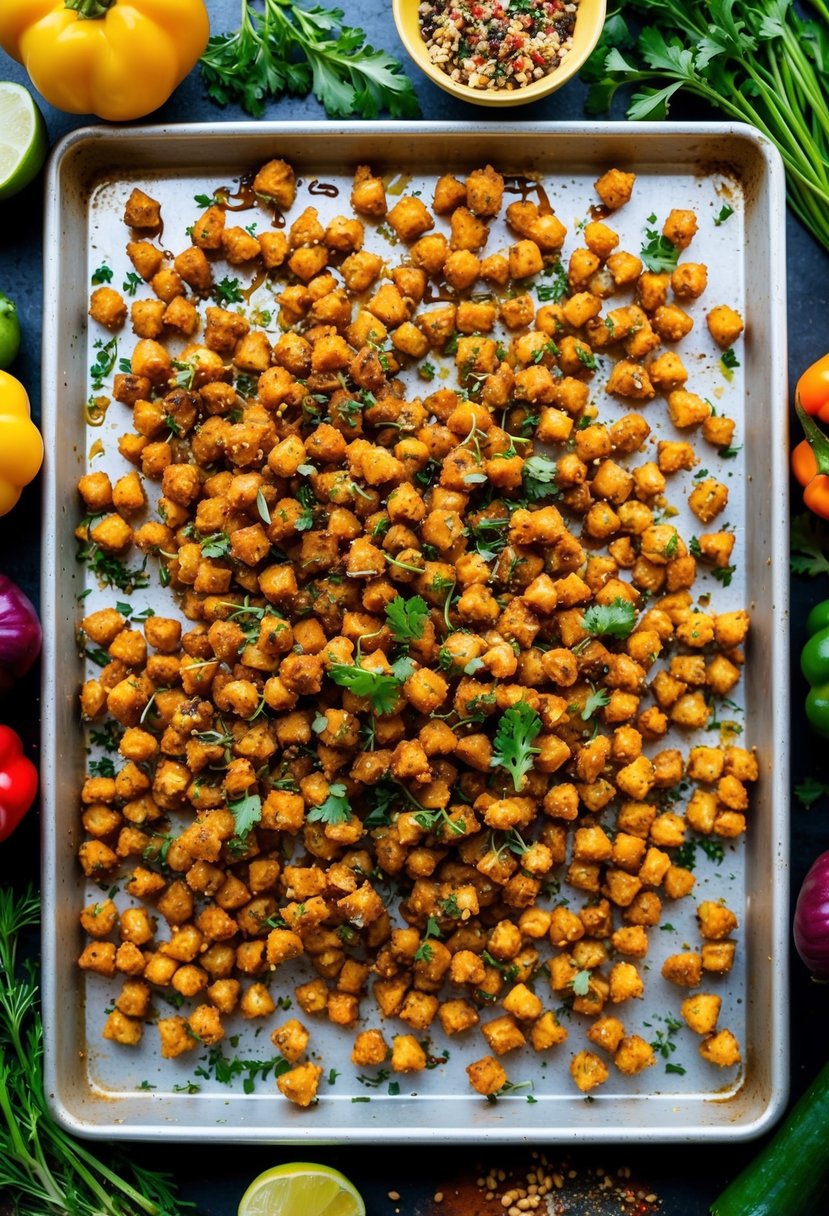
[797,353,829,423]
[792,354,829,520]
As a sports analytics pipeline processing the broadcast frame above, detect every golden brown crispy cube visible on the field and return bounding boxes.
[466,1055,507,1096]
[699,1029,741,1068]
[277,1061,322,1107]
[681,993,721,1035]
[570,1049,609,1092]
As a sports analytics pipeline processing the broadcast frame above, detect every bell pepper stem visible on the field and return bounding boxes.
[796,399,829,475]
[65,0,115,19]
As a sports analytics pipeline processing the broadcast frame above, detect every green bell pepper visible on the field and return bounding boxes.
[801,600,829,736]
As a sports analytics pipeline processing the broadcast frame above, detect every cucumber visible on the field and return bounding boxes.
[711,1059,829,1215]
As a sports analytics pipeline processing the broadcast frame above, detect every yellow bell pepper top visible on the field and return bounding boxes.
[0,371,44,517]
[0,0,210,122]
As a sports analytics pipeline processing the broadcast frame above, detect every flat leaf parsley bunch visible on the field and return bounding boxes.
[200,0,420,119]
[582,0,829,252]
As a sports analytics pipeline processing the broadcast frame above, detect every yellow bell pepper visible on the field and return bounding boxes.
[0,0,210,122]
[0,372,44,517]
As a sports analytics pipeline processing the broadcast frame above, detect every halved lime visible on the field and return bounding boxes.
[238,1162,366,1216]
[0,292,21,368]
[0,82,48,201]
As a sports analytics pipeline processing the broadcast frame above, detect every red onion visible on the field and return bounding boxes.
[794,850,829,979]
[0,574,41,694]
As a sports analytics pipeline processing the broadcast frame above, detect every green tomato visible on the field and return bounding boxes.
[0,293,20,369]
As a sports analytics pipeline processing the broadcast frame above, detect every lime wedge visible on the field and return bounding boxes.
[0,82,47,201]
[238,1163,366,1216]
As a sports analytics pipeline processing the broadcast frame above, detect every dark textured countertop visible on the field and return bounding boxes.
[1,2,828,1212]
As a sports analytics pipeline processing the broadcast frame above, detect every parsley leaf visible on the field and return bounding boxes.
[581,687,610,721]
[794,777,829,809]
[711,564,736,588]
[720,347,740,371]
[90,337,118,390]
[122,271,143,297]
[385,595,429,645]
[200,532,231,559]
[228,791,262,843]
[200,0,419,121]
[535,262,569,302]
[213,276,244,305]
[468,514,510,561]
[571,970,591,997]
[90,265,113,285]
[522,454,560,502]
[307,782,352,825]
[639,223,679,272]
[714,203,734,226]
[491,703,542,792]
[580,596,636,640]
[328,661,407,714]
[790,514,829,578]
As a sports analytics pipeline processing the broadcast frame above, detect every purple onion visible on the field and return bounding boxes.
[0,574,42,693]
[794,850,829,980]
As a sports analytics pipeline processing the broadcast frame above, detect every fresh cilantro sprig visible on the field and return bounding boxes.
[307,782,352,825]
[581,687,611,720]
[328,657,413,714]
[468,515,510,561]
[491,703,542,792]
[385,595,429,646]
[228,791,262,845]
[213,276,244,305]
[795,777,829,809]
[639,216,679,272]
[580,596,637,641]
[570,969,591,997]
[791,514,829,578]
[522,454,560,502]
[200,0,420,121]
[200,532,231,558]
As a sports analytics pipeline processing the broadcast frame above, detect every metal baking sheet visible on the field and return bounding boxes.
[40,121,789,1143]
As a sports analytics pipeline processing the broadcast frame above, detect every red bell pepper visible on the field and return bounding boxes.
[0,724,37,842]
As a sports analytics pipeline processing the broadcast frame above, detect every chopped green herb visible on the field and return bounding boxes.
[122,271,143,297]
[522,454,560,502]
[580,597,636,641]
[307,783,352,826]
[491,703,542,792]
[571,970,591,997]
[795,777,829,809]
[328,660,411,714]
[385,595,429,645]
[213,276,244,305]
[227,791,262,846]
[90,337,118,390]
[200,532,231,559]
[639,223,679,272]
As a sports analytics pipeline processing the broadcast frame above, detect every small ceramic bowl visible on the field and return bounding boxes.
[392,0,607,107]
